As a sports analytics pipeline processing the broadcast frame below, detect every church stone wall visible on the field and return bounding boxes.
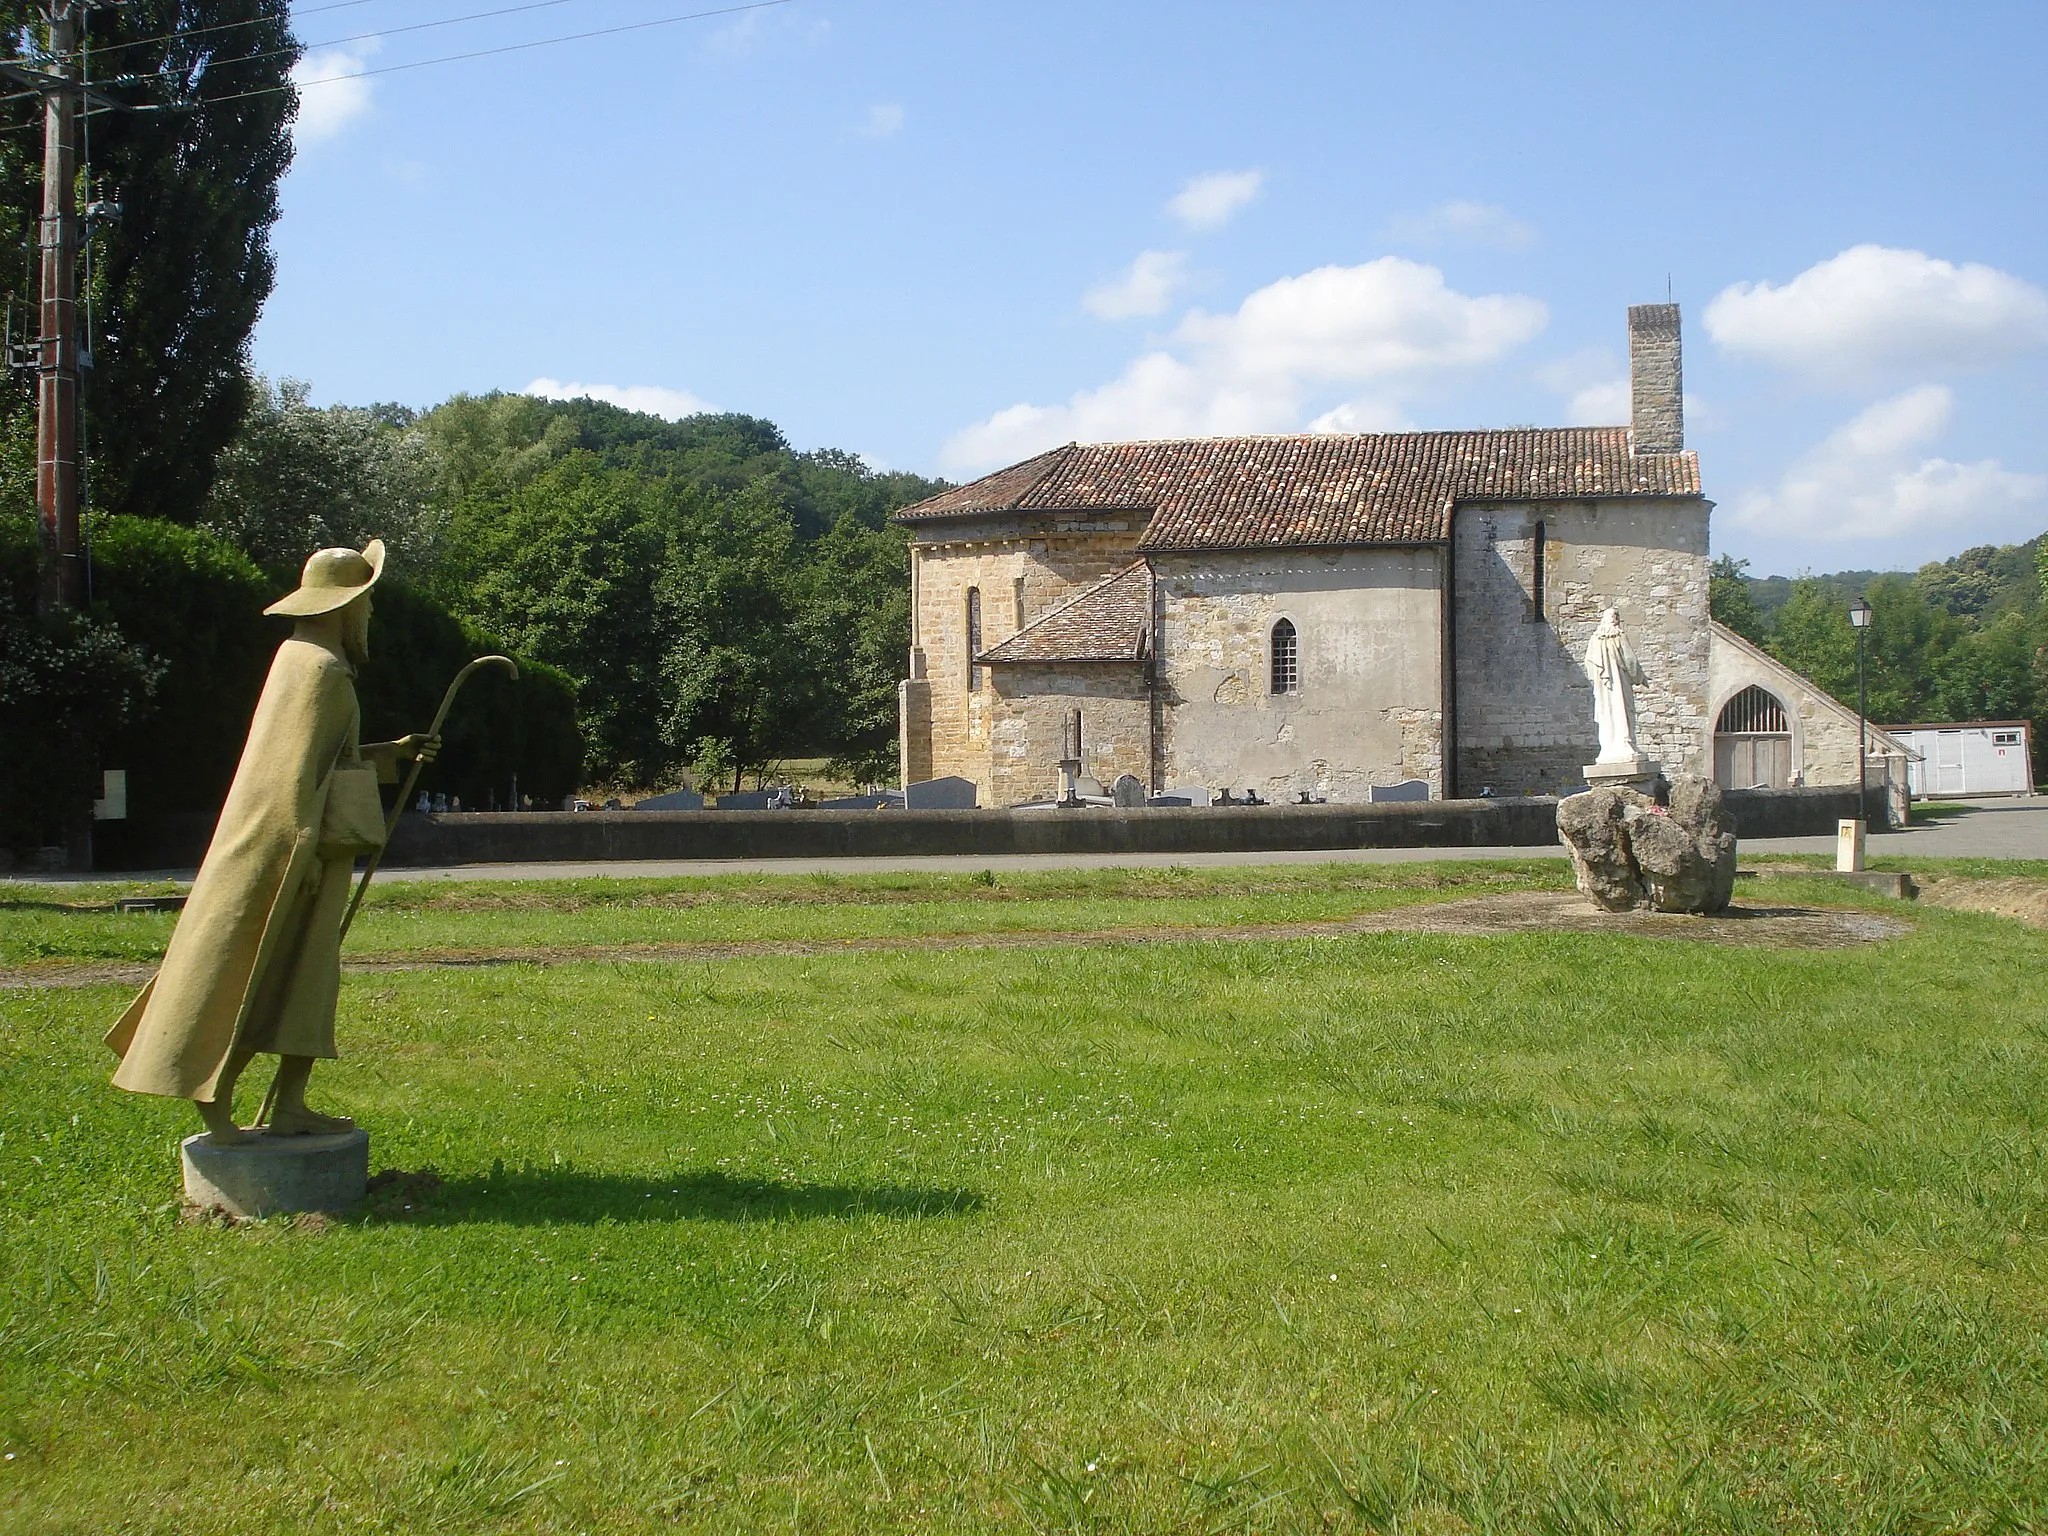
[1153,548,1444,802]
[986,665,1151,806]
[907,514,1145,803]
[1452,498,1710,796]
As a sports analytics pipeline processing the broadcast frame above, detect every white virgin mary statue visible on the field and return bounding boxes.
[1582,607,1646,764]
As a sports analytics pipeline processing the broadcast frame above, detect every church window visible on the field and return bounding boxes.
[1270,618,1299,696]
[966,587,982,692]
[1013,575,1027,629]
[1716,685,1788,734]
[1531,521,1547,621]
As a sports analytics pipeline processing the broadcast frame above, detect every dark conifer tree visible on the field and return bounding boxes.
[0,1,297,524]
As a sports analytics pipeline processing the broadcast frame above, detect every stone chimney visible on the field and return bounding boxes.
[1628,303,1683,453]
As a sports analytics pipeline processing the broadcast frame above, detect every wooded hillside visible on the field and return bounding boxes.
[1712,536,2048,782]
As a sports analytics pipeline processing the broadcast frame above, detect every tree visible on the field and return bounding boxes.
[1917,539,2043,621]
[1933,610,2039,724]
[1708,555,1767,645]
[804,513,911,783]
[0,590,164,852]
[0,1,298,525]
[202,377,445,575]
[655,481,814,787]
[1769,574,1953,725]
[1766,578,1858,703]
[438,453,672,782]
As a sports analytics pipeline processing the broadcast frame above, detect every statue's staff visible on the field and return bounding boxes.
[338,654,519,940]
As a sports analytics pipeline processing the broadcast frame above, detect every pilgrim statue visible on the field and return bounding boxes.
[1582,607,1646,765]
[105,541,436,1144]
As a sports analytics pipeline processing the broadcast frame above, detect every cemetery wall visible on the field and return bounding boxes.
[1153,547,1444,803]
[1452,497,1711,796]
[91,784,1885,871]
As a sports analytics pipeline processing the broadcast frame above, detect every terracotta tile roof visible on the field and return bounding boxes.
[899,431,1700,549]
[979,562,1151,664]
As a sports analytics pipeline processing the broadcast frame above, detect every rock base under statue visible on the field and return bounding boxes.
[1583,756,1662,791]
[181,1129,370,1219]
[1557,773,1737,914]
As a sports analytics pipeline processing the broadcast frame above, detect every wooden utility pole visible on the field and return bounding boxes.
[34,1,83,613]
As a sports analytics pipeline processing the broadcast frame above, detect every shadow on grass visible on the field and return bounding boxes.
[357,1167,986,1226]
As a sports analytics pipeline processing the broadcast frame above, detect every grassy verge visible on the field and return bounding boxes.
[2,871,2045,1530]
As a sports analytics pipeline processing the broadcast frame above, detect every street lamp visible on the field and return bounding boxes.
[1849,597,1872,815]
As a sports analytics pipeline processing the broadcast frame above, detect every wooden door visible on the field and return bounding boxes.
[1715,733,1791,789]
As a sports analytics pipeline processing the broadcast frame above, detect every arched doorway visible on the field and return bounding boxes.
[1714,685,1792,788]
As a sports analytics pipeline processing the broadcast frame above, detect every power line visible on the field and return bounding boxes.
[4,0,792,129]
[109,0,792,115]
[95,0,588,78]
[87,0,378,60]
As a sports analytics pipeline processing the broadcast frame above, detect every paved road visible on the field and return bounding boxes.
[18,798,2045,887]
[363,795,2048,882]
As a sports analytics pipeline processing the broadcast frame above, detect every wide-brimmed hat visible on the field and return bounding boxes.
[264,539,385,617]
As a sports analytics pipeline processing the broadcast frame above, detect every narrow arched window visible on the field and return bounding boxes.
[1531,521,1547,621]
[966,586,982,692]
[1270,618,1298,696]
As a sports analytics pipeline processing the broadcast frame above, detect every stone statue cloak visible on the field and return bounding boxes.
[106,634,367,1100]
[1583,622,1646,764]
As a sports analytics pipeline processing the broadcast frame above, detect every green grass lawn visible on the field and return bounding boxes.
[0,863,1572,969]
[3,865,2046,1532]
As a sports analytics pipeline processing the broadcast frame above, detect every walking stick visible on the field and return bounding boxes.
[338,654,519,941]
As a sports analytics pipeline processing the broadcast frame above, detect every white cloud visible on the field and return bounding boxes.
[1705,245,2048,384]
[1536,348,1628,425]
[1388,200,1536,251]
[707,10,766,53]
[1732,384,2047,542]
[523,378,715,421]
[860,103,905,138]
[1307,398,1411,434]
[942,257,1547,473]
[291,40,379,145]
[1083,250,1189,321]
[1167,169,1263,231]
[1565,379,1630,425]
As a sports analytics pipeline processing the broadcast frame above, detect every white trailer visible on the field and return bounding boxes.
[1889,722,2035,798]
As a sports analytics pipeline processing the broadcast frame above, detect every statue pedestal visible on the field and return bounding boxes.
[1582,757,1662,793]
[181,1129,369,1219]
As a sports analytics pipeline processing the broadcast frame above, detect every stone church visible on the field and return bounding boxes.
[896,305,1890,807]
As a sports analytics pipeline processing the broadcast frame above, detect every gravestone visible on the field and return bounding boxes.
[904,775,977,810]
[1075,775,1106,800]
[819,793,893,810]
[1368,779,1430,803]
[1156,785,1212,807]
[715,791,772,810]
[1110,774,1147,808]
[634,789,704,811]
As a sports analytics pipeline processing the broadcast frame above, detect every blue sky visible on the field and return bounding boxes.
[257,0,2048,578]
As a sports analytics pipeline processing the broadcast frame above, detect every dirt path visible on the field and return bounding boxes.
[1914,876,2048,930]
[0,891,1910,991]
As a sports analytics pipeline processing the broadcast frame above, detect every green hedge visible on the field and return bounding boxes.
[1,516,583,850]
